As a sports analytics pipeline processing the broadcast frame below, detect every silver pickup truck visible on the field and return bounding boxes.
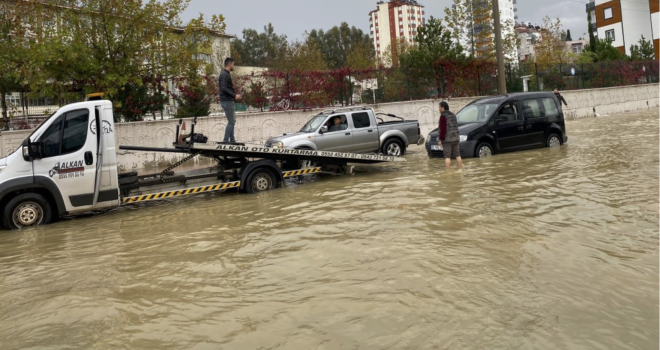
[264,107,424,156]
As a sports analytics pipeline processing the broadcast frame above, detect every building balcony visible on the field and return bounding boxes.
[586,2,595,12]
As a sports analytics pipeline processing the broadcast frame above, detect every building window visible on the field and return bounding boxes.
[604,7,612,19]
[605,29,615,41]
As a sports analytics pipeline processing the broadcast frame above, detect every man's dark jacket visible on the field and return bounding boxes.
[219,68,236,102]
[554,92,567,106]
[439,111,459,143]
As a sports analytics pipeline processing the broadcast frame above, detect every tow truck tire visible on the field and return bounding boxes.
[246,169,278,194]
[2,193,53,230]
[382,138,405,156]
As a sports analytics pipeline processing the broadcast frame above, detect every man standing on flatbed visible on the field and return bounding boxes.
[438,101,463,170]
[219,58,241,144]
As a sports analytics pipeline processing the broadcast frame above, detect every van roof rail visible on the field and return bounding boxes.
[318,106,374,115]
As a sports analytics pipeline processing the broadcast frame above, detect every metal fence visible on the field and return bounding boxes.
[0,92,85,130]
[507,61,659,93]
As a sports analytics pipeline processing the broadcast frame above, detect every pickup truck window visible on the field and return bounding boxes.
[351,112,372,128]
[327,115,348,132]
[300,115,327,132]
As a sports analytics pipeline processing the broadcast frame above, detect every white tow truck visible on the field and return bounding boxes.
[0,100,402,230]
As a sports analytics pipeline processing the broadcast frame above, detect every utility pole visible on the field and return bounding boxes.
[492,0,507,94]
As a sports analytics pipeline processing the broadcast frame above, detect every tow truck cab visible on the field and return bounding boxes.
[0,100,120,229]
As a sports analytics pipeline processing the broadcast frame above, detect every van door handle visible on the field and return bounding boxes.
[345,132,351,135]
[84,151,94,165]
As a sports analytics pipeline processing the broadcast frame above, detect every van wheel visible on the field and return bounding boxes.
[2,193,53,230]
[382,139,404,156]
[476,142,494,158]
[246,169,278,194]
[547,133,561,147]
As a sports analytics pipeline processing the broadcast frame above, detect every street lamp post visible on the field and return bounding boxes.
[493,0,507,95]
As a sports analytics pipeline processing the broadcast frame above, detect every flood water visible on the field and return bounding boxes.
[0,109,658,349]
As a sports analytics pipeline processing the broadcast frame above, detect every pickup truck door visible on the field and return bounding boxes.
[315,114,354,152]
[350,111,380,153]
[31,106,105,212]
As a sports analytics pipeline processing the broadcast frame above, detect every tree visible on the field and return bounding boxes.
[307,23,373,69]
[46,0,225,121]
[630,35,655,60]
[583,39,628,62]
[174,76,211,118]
[587,11,596,52]
[533,17,575,67]
[282,40,328,72]
[566,29,572,41]
[399,17,465,97]
[231,24,288,68]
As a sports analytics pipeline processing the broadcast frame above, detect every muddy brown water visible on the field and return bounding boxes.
[0,109,658,350]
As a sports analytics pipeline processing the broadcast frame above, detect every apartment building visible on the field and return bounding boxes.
[475,0,517,59]
[515,22,543,62]
[368,0,426,63]
[586,0,657,57]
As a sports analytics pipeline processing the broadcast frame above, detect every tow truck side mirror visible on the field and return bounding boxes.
[319,126,328,134]
[21,138,42,161]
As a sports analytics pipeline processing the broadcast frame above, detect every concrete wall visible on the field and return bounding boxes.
[1,84,657,172]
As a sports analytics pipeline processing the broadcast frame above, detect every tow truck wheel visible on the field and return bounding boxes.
[382,138,404,156]
[246,169,278,194]
[3,193,53,230]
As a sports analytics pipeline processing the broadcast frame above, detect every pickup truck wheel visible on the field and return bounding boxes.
[3,193,53,230]
[246,169,278,194]
[382,139,404,156]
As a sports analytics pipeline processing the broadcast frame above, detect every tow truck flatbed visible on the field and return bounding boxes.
[119,142,403,165]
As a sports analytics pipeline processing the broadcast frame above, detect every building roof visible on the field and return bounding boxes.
[170,27,236,39]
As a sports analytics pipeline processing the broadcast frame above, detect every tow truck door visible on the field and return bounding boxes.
[31,105,103,212]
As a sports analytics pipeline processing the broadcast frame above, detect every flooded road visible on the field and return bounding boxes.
[0,109,658,349]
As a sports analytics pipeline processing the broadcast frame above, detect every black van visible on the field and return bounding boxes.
[425,92,568,158]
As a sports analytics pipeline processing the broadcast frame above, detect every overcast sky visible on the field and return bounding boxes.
[181,0,587,41]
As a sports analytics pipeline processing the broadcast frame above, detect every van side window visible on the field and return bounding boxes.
[39,109,89,158]
[521,99,544,118]
[351,112,372,128]
[491,102,520,125]
[40,116,64,158]
[62,110,89,154]
[541,97,559,117]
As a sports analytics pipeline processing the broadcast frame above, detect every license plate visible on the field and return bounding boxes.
[431,145,443,151]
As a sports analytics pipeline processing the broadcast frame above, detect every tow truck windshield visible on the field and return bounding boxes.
[300,115,327,132]
[457,103,499,125]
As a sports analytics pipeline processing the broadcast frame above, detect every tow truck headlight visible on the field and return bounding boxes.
[460,135,468,142]
[271,141,284,149]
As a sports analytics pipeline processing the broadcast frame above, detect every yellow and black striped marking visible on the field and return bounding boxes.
[283,167,321,178]
[122,181,241,204]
